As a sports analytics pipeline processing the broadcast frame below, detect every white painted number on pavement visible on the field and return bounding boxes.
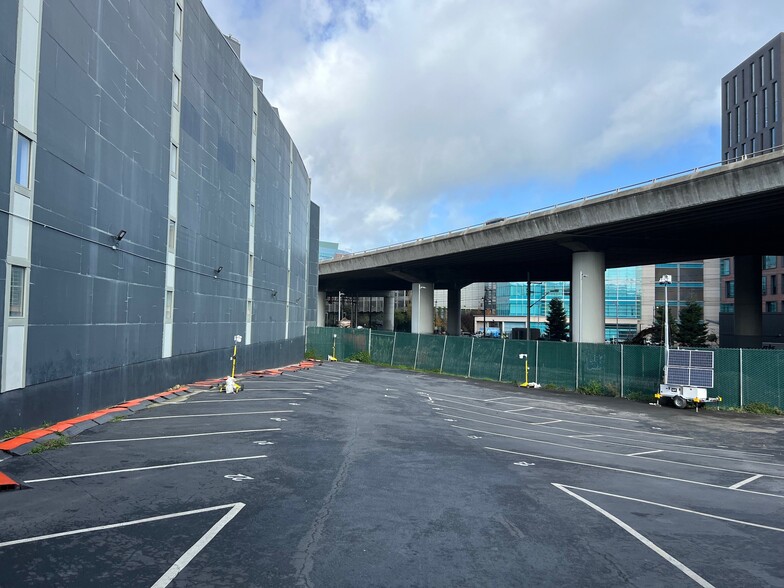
[467,435,482,440]
[444,418,456,422]
[514,461,535,467]
[254,441,275,446]
[225,474,254,481]
[289,402,300,406]
[270,417,288,422]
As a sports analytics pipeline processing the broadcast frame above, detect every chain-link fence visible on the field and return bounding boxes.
[306,327,784,409]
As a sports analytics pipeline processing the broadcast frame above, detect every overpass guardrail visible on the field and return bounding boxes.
[306,327,784,410]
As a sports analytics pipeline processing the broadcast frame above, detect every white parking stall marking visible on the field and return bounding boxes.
[729,474,764,490]
[455,425,784,482]
[485,447,784,499]
[151,503,245,588]
[0,503,245,550]
[281,374,342,385]
[484,396,515,402]
[437,402,688,440]
[627,449,664,457]
[24,455,268,484]
[533,420,563,426]
[505,407,534,413]
[552,484,716,588]
[553,484,784,533]
[71,428,281,445]
[429,390,641,423]
[187,398,307,403]
[125,411,293,421]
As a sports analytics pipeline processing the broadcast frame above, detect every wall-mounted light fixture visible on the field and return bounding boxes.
[271,290,278,298]
[214,266,223,279]
[111,229,127,250]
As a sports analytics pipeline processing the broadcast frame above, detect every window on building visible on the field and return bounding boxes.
[167,219,176,252]
[766,301,777,313]
[764,88,769,127]
[15,133,32,188]
[727,112,732,144]
[745,101,749,137]
[726,280,735,298]
[772,274,778,295]
[763,255,777,269]
[733,75,738,104]
[755,94,760,132]
[733,147,737,159]
[736,106,741,142]
[751,62,756,91]
[741,69,745,98]
[751,137,757,154]
[165,290,174,322]
[775,82,780,123]
[761,55,765,84]
[247,299,253,321]
[720,258,731,276]
[170,143,178,176]
[248,254,254,276]
[249,203,255,228]
[725,81,730,109]
[172,73,181,109]
[762,275,768,295]
[175,3,183,38]
[251,159,256,182]
[770,48,775,80]
[773,127,777,148]
[9,265,25,317]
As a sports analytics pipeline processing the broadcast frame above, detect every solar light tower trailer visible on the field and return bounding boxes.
[655,274,721,409]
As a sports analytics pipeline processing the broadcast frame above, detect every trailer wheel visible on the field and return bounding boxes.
[673,395,687,409]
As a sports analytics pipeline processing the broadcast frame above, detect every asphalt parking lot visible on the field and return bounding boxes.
[1,362,783,587]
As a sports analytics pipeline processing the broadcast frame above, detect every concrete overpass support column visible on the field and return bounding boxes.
[734,255,763,348]
[572,252,606,343]
[412,283,434,334]
[317,291,327,327]
[447,288,461,336]
[383,293,395,331]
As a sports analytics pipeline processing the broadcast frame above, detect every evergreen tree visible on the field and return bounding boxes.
[651,305,677,346]
[544,298,569,341]
[676,302,709,347]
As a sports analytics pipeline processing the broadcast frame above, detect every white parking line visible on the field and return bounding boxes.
[534,420,563,426]
[71,428,281,445]
[0,502,245,550]
[553,484,716,588]
[484,396,515,402]
[627,450,663,457]
[430,390,640,422]
[152,503,245,587]
[187,398,306,403]
[25,455,268,483]
[505,407,534,413]
[456,425,784,481]
[437,401,689,439]
[485,447,784,499]
[553,484,784,533]
[729,474,764,490]
[125,411,293,421]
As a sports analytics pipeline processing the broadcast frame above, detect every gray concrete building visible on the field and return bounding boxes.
[722,33,782,160]
[0,0,318,431]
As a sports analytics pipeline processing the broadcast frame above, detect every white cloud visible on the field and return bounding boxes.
[201,0,784,250]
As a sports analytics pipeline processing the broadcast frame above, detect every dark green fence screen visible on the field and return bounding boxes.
[306,327,784,409]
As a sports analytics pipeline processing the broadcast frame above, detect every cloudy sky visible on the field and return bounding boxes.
[202,0,783,252]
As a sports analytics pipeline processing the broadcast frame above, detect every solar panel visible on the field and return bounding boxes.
[668,367,691,386]
[690,351,714,369]
[665,349,715,388]
[668,350,691,367]
[690,368,714,388]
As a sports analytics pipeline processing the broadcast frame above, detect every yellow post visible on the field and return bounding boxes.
[519,353,529,387]
[231,335,242,377]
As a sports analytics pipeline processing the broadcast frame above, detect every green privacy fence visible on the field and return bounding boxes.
[306,327,784,409]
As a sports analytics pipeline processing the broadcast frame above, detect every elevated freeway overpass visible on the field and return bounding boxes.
[319,150,784,345]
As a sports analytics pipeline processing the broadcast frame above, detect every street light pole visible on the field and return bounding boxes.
[526,274,531,342]
[659,274,672,384]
